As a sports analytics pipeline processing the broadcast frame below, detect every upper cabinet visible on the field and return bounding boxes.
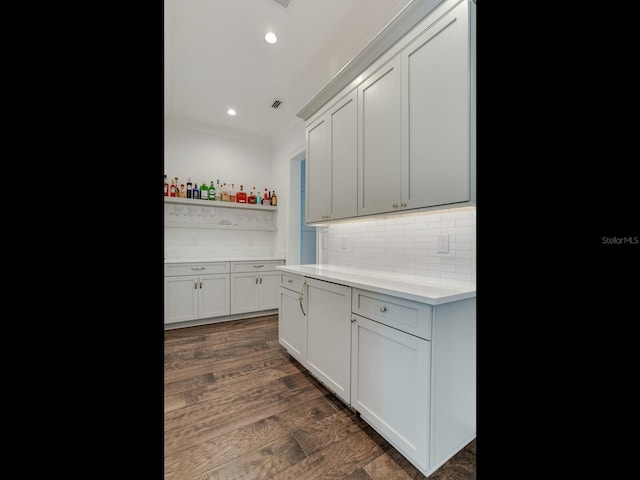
[300,0,475,223]
[306,89,358,224]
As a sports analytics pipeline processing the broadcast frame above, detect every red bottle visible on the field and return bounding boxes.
[248,187,257,204]
[236,185,247,203]
[164,175,169,196]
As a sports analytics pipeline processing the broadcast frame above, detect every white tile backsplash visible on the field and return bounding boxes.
[323,207,476,282]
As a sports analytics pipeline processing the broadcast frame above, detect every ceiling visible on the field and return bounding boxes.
[164,0,415,145]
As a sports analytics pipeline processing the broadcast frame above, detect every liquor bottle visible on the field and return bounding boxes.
[209,181,216,200]
[164,175,169,196]
[230,183,236,203]
[248,187,256,204]
[263,188,270,205]
[221,183,230,202]
[193,182,200,199]
[179,183,186,198]
[237,185,247,203]
[170,178,177,197]
[186,178,193,198]
[215,179,221,201]
[200,181,208,200]
[271,190,277,206]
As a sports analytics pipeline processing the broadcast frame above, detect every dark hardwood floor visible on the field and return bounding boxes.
[164,314,476,479]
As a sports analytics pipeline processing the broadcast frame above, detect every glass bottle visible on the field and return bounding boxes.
[179,183,186,198]
[263,188,270,205]
[229,183,236,203]
[164,174,169,196]
[215,179,221,201]
[170,178,177,197]
[200,181,209,200]
[209,181,216,200]
[193,182,200,199]
[186,178,193,198]
[271,190,277,206]
[237,185,247,203]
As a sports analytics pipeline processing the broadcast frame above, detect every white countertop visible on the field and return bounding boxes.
[276,264,476,305]
[164,256,285,264]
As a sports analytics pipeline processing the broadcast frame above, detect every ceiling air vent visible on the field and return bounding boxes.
[272,0,291,8]
[271,99,283,109]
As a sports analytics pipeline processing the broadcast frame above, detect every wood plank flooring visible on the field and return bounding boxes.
[164,314,476,480]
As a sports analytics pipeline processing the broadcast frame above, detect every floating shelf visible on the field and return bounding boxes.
[164,196,277,211]
[164,196,277,231]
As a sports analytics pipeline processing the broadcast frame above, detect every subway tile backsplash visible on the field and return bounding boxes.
[321,207,476,283]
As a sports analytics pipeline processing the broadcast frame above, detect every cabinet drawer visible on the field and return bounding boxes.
[352,289,432,340]
[280,273,304,292]
[164,262,229,276]
[231,260,284,273]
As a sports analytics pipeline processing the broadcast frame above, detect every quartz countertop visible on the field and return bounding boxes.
[164,256,285,264]
[276,264,476,305]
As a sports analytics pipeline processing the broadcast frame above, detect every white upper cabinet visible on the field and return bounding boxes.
[301,0,475,222]
[305,89,358,223]
[357,57,402,216]
[401,0,470,209]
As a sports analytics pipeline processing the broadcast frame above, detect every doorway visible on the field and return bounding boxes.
[300,159,316,264]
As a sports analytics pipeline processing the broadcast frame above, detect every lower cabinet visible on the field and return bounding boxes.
[351,313,430,471]
[230,260,284,314]
[278,273,307,365]
[164,262,230,324]
[305,278,352,404]
[277,276,476,478]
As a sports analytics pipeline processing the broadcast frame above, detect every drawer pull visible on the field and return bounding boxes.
[253,265,265,268]
[380,306,387,312]
[288,279,293,283]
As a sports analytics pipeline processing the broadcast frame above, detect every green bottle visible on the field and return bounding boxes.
[209,181,216,200]
[200,181,209,200]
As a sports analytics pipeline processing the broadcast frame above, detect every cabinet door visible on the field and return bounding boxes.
[351,313,431,472]
[358,56,402,216]
[278,284,307,365]
[306,116,330,223]
[199,274,230,319]
[230,273,258,314]
[257,271,281,310]
[329,90,358,220]
[402,0,470,208]
[164,276,198,324]
[305,278,352,404]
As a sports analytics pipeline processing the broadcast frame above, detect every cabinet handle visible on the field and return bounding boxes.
[191,267,205,271]
[253,265,264,268]
[351,317,357,323]
[194,278,197,289]
[380,306,387,312]
[199,277,203,289]
[392,204,399,209]
[259,276,263,284]
[256,276,259,284]
[400,202,407,207]
[298,280,307,316]
[287,279,293,283]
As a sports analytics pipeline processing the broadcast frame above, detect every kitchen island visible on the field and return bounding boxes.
[276,263,475,478]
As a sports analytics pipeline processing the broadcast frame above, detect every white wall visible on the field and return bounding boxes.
[164,122,281,258]
[321,207,476,283]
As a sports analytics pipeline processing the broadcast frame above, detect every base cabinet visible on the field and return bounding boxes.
[305,278,352,404]
[278,273,307,365]
[351,313,431,471]
[230,260,284,314]
[164,262,230,324]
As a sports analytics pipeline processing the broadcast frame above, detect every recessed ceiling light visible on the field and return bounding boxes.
[265,32,277,44]
[227,108,236,116]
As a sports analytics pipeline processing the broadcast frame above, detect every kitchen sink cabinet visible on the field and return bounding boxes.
[278,273,307,365]
[305,88,358,224]
[164,262,230,324]
[230,261,284,314]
